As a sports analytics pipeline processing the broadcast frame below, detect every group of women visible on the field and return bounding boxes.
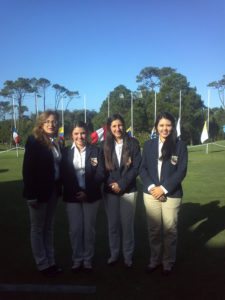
[22,110,188,277]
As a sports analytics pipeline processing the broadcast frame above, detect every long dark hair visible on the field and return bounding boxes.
[104,114,131,171]
[155,112,177,160]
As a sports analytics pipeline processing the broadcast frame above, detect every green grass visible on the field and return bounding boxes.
[0,142,225,300]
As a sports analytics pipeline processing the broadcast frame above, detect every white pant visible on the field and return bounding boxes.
[66,201,99,267]
[104,192,137,264]
[28,192,58,271]
[143,193,181,269]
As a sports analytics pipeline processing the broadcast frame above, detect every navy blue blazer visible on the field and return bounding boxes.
[104,137,141,195]
[22,135,62,202]
[140,137,188,198]
[61,143,105,203]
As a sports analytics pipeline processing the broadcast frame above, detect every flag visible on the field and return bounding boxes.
[12,128,20,144]
[201,121,209,143]
[90,126,106,144]
[176,118,181,138]
[126,127,132,137]
[150,127,157,139]
[58,126,64,140]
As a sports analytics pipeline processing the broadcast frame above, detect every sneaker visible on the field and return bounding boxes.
[124,261,133,268]
[83,262,93,272]
[145,264,160,274]
[40,265,62,277]
[71,263,82,273]
[162,266,173,276]
[107,257,119,266]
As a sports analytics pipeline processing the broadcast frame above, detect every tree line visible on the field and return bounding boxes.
[0,67,224,147]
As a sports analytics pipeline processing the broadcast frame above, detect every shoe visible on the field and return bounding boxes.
[83,262,93,272]
[162,266,173,276]
[71,263,82,273]
[107,257,119,266]
[145,264,160,274]
[124,261,133,268]
[40,265,62,277]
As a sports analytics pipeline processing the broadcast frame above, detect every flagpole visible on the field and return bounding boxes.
[131,92,134,136]
[154,92,157,122]
[84,94,87,123]
[61,96,64,132]
[206,89,210,154]
[179,90,182,119]
[12,95,18,158]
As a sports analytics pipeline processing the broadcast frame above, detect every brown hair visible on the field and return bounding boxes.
[33,110,59,148]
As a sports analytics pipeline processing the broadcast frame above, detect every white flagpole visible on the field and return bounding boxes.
[154,92,157,122]
[179,90,182,119]
[206,89,210,154]
[12,95,18,158]
[131,92,134,136]
[61,96,64,131]
[84,94,87,123]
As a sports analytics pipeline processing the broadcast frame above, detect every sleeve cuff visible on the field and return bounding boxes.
[148,184,155,193]
[160,185,168,194]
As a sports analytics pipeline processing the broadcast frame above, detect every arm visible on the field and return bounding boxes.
[161,141,188,193]
[139,141,156,190]
[116,138,142,193]
[94,146,105,184]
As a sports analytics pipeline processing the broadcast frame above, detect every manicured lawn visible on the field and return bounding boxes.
[0,142,225,299]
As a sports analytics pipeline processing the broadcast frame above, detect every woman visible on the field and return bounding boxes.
[22,110,63,277]
[103,114,141,268]
[140,112,188,275]
[61,121,105,272]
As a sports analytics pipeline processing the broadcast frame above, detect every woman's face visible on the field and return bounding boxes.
[110,119,124,141]
[157,118,173,141]
[72,127,87,148]
[42,114,58,136]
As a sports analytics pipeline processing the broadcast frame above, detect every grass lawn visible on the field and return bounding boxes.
[0,142,225,300]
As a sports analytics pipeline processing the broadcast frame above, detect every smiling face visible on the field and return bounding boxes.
[157,117,173,142]
[72,126,87,149]
[42,114,58,136]
[110,119,124,142]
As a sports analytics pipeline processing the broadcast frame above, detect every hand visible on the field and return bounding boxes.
[109,182,121,194]
[150,186,165,200]
[76,191,87,202]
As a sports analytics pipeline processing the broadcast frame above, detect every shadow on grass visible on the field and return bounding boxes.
[0,169,9,173]
[0,180,225,299]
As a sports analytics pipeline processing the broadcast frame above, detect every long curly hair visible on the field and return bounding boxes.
[104,113,131,171]
[155,111,177,160]
[33,110,59,149]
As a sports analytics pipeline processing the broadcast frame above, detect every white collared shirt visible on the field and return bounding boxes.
[115,140,123,166]
[148,139,168,194]
[71,143,86,189]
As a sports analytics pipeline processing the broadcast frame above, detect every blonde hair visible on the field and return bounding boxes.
[33,110,59,148]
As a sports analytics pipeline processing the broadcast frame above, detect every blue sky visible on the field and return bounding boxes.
[0,0,225,113]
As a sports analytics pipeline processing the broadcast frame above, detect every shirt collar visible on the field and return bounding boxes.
[71,143,86,152]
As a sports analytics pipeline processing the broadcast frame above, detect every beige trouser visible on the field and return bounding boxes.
[143,193,181,269]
